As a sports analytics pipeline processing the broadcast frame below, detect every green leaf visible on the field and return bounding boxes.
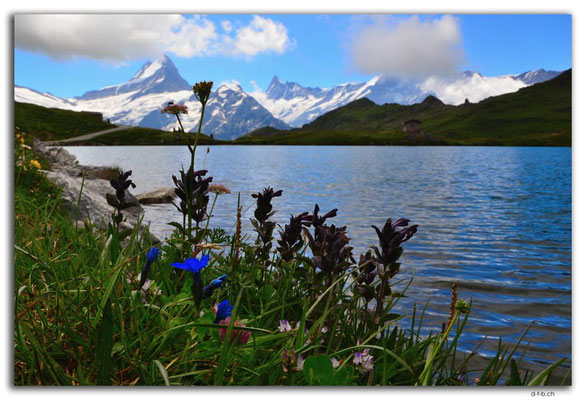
[117,228,133,242]
[258,285,275,301]
[153,360,170,386]
[105,193,119,209]
[508,359,523,386]
[94,301,114,385]
[382,313,403,323]
[333,365,355,385]
[528,358,567,386]
[303,355,335,385]
[194,311,214,339]
[167,221,185,234]
[119,202,138,210]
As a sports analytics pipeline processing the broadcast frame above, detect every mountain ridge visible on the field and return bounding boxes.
[14,54,563,139]
[239,69,571,146]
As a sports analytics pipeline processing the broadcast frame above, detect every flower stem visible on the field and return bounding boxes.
[191,103,206,169]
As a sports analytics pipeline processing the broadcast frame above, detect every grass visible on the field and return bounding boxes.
[13,129,569,386]
[238,69,571,146]
[14,101,115,141]
[66,127,224,146]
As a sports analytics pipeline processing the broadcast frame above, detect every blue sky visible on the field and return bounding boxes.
[14,14,572,98]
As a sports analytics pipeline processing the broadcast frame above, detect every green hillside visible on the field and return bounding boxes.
[14,102,115,141]
[14,101,223,145]
[68,126,223,146]
[238,69,571,146]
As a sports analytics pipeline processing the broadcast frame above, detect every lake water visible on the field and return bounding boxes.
[66,145,572,375]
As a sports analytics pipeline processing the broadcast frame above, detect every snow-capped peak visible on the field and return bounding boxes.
[217,81,245,93]
[78,54,190,100]
[131,55,172,81]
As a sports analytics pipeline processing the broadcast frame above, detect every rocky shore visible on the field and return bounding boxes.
[32,139,160,243]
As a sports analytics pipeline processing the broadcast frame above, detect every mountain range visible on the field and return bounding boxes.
[241,69,571,147]
[14,55,562,139]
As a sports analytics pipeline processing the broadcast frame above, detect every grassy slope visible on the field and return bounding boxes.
[14,101,224,145]
[67,126,224,146]
[14,102,115,141]
[238,69,571,146]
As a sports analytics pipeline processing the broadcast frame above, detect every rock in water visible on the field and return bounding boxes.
[136,188,176,205]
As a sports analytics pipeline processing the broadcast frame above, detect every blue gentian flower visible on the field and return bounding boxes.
[173,255,210,306]
[214,299,234,323]
[146,247,159,264]
[139,247,160,291]
[203,274,228,298]
[171,254,210,273]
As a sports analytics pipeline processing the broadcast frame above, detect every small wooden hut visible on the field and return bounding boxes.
[402,119,421,136]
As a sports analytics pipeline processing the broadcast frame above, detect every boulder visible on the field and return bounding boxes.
[43,170,143,227]
[136,187,176,205]
[34,139,158,243]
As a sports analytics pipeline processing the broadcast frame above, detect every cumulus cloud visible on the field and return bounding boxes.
[232,16,291,57]
[15,14,292,62]
[420,74,527,104]
[221,20,233,32]
[351,15,466,79]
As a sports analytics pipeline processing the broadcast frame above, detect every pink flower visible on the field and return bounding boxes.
[282,349,304,372]
[209,184,231,195]
[278,320,292,333]
[219,316,250,345]
[353,348,374,375]
[160,102,188,115]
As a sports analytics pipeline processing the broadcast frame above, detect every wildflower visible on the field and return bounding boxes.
[30,160,41,170]
[126,271,162,303]
[203,274,228,298]
[353,348,374,375]
[278,320,292,333]
[146,247,159,264]
[219,316,250,345]
[296,354,305,371]
[172,254,210,305]
[251,187,283,254]
[139,247,159,291]
[281,349,297,373]
[160,102,188,115]
[331,358,340,368]
[213,299,234,323]
[172,168,213,225]
[106,170,137,226]
[251,187,282,224]
[455,299,470,314]
[193,81,214,105]
[304,203,338,229]
[277,212,311,262]
[370,218,418,279]
[209,183,231,195]
[19,136,25,145]
[171,254,210,280]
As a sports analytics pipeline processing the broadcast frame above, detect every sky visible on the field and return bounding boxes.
[13,14,572,98]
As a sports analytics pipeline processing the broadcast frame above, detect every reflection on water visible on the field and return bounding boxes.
[66,145,571,372]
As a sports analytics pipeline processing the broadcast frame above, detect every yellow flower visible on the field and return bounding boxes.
[19,137,25,145]
[30,160,41,169]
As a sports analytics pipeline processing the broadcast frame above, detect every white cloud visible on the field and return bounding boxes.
[221,20,233,32]
[229,16,292,57]
[420,74,527,104]
[15,14,292,62]
[351,15,466,79]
